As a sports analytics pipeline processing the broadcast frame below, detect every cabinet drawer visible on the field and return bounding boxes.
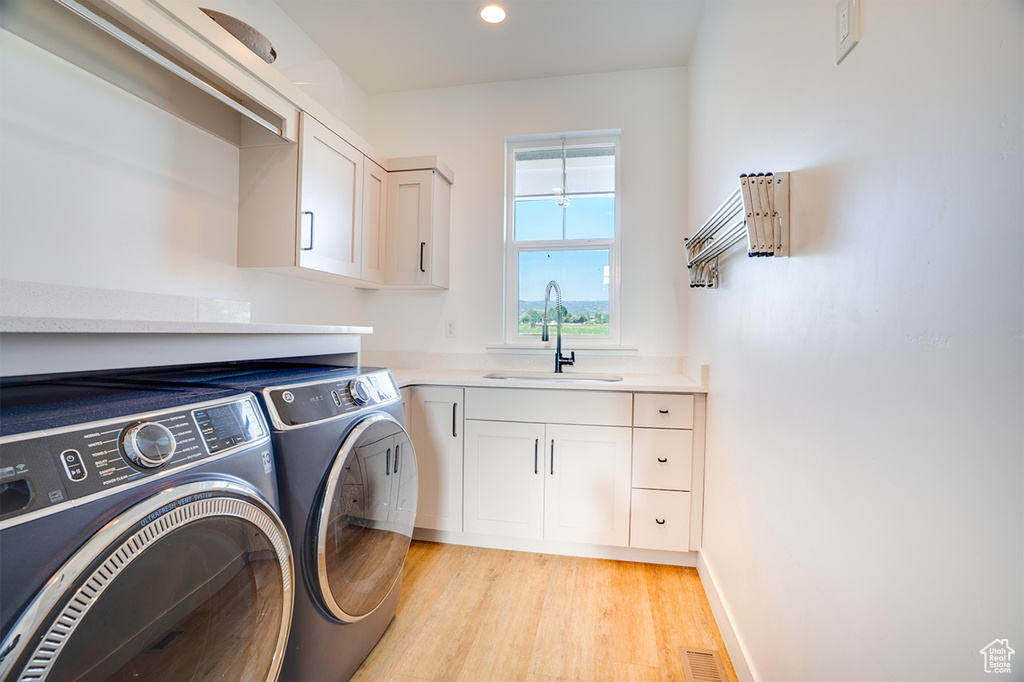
[633,393,694,429]
[632,429,692,491]
[629,489,690,552]
[465,388,632,427]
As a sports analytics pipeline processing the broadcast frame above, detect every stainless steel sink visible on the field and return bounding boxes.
[483,371,624,383]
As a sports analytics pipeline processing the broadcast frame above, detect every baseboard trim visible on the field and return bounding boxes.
[413,528,697,567]
[697,552,758,682]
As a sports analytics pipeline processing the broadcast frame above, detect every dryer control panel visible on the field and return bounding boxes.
[264,370,400,429]
[0,394,269,528]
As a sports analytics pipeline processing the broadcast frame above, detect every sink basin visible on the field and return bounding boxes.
[483,372,624,383]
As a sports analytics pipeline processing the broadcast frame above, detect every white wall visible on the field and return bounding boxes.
[364,68,688,360]
[0,29,366,327]
[686,2,1023,680]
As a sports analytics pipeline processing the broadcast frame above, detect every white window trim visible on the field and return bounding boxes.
[503,131,622,348]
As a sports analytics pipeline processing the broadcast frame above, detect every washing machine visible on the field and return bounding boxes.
[118,363,418,681]
[0,378,294,682]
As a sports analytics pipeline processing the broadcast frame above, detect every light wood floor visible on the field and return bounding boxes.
[352,541,738,682]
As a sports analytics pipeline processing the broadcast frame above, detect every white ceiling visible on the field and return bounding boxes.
[274,0,706,95]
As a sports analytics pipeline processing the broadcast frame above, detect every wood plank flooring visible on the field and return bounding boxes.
[352,541,737,682]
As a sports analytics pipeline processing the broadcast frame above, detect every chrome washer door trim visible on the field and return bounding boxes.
[315,414,412,623]
[0,480,294,682]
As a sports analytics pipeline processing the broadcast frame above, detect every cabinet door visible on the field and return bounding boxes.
[464,420,545,539]
[427,168,451,289]
[297,114,363,278]
[386,169,433,286]
[361,159,388,284]
[406,386,463,532]
[544,424,632,547]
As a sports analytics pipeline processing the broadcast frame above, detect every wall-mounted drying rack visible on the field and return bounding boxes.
[686,172,790,288]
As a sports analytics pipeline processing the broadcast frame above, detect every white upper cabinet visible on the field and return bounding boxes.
[361,159,389,285]
[386,168,452,289]
[239,112,366,282]
[239,133,452,288]
[298,115,363,279]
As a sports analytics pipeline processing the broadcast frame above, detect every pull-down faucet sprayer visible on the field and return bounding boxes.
[542,280,575,373]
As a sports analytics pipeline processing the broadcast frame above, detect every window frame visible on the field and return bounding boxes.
[503,132,622,347]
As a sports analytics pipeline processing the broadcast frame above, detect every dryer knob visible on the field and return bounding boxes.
[122,422,176,469]
[348,379,372,406]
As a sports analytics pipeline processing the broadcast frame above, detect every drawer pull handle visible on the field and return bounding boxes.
[657,457,668,463]
[656,518,666,525]
[658,409,669,414]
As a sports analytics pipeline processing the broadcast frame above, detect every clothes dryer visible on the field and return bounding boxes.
[0,379,294,682]
[119,364,417,681]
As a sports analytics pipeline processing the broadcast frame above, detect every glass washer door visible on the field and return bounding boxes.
[315,414,417,623]
[0,480,293,682]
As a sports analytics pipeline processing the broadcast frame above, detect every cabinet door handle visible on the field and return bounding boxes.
[656,518,666,525]
[534,439,539,474]
[452,403,458,438]
[550,440,555,475]
[419,242,426,272]
[394,443,400,473]
[658,409,669,414]
[657,457,668,463]
[386,447,391,476]
[302,211,315,250]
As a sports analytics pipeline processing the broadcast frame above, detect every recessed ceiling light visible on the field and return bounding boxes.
[480,4,506,23]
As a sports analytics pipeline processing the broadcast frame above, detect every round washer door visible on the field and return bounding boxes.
[315,414,417,623]
[0,480,293,682]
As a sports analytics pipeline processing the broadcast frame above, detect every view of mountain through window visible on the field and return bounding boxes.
[509,138,617,340]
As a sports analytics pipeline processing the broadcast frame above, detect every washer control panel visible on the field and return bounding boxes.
[0,394,268,527]
[265,370,400,428]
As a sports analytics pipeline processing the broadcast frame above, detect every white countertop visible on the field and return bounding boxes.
[0,316,370,378]
[391,368,707,394]
[0,316,372,335]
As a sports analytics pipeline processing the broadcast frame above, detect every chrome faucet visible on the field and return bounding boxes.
[542,280,575,373]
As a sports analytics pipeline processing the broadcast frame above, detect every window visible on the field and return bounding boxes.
[504,133,620,345]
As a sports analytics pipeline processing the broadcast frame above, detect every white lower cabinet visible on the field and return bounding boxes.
[403,385,706,559]
[629,393,702,552]
[464,419,632,547]
[463,420,544,538]
[404,386,463,532]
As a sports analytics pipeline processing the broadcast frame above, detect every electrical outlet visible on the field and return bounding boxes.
[445,320,456,338]
[835,0,860,64]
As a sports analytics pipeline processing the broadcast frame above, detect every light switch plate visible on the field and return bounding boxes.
[836,0,860,64]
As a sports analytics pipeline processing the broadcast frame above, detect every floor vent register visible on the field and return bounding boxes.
[679,646,728,682]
